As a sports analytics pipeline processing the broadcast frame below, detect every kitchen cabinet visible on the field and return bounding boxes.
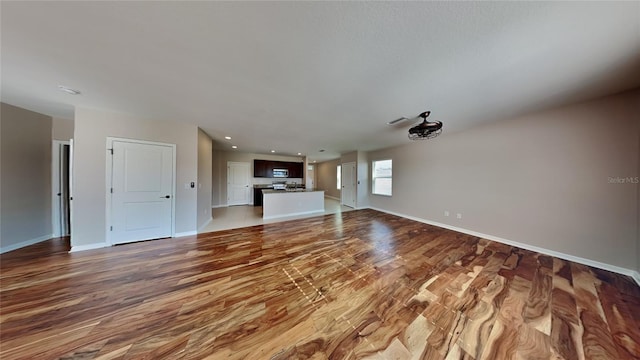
[262,189,325,219]
[287,162,303,178]
[254,188,264,206]
[254,160,303,178]
[254,160,271,178]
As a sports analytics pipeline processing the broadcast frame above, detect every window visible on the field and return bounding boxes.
[372,159,392,196]
[336,165,341,190]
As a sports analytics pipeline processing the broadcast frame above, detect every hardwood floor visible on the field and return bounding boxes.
[1,209,639,359]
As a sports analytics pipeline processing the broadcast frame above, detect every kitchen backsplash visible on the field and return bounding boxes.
[252,178,303,185]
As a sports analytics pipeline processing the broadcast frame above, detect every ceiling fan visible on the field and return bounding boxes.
[388,111,443,140]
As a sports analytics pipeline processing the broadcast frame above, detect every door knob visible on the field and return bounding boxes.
[161,195,170,198]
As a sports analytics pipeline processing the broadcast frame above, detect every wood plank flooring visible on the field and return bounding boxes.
[1,209,639,359]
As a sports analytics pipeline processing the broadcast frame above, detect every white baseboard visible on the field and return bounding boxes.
[325,195,341,201]
[367,207,640,286]
[0,234,53,254]
[263,210,324,220]
[175,230,197,237]
[69,242,108,253]
[212,204,228,209]
[198,217,213,233]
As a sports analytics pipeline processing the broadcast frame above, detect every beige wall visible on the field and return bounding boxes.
[197,129,213,229]
[368,89,640,270]
[52,117,74,140]
[211,150,305,206]
[316,158,341,199]
[72,108,198,247]
[1,103,52,252]
[341,151,357,164]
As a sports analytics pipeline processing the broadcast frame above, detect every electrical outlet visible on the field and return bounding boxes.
[457,213,462,219]
[444,210,450,217]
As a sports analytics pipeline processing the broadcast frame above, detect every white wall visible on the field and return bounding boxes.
[368,89,639,271]
[197,129,213,230]
[211,150,304,206]
[72,108,198,248]
[1,103,53,252]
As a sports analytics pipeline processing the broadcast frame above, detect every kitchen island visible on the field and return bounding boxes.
[262,189,325,219]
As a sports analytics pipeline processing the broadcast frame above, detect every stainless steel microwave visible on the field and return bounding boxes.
[272,168,289,178]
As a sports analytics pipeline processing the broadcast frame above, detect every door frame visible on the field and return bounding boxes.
[227,161,251,206]
[52,140,70,237]
[341,161,356,208]
[306,164,315,189]
[105,137,177,246]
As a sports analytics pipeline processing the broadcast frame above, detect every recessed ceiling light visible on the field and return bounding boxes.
[224,136,231,140]
[313,160,317,163]
[231,145,238,149]
[271,150,276,153]
[297,152,302,156]
[58,85,81,95]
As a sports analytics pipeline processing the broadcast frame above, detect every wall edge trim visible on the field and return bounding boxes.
[263,210,324,220]
[69,242,108,253]
[175,231,197,237]
[0,234,53,254]
[367,207,639,283]
[198,218,213,233]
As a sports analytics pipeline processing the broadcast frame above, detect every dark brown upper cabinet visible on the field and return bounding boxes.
[254,160,303,178]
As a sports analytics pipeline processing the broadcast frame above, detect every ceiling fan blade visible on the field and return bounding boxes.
[386,115,420,126]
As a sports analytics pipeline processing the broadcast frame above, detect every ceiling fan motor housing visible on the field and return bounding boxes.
[408,111,443,140]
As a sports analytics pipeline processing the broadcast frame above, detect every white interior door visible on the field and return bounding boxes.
[110,140,174,245]
[306,164,315,189]
[341,162,356,208]
[227,162,250,205]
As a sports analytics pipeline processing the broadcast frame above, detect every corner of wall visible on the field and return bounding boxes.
[69,242,108,253]
[1,103,53,251]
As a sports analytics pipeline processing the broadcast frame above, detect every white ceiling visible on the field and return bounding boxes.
[2,2,639,161]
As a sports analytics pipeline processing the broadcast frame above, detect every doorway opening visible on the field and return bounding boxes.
[52,141,71,237]
[341,161,356,208]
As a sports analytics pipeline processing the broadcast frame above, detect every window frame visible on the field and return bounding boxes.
[372,159,392,196]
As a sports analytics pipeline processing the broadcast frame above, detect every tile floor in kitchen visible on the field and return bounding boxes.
[199,197,353,233]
